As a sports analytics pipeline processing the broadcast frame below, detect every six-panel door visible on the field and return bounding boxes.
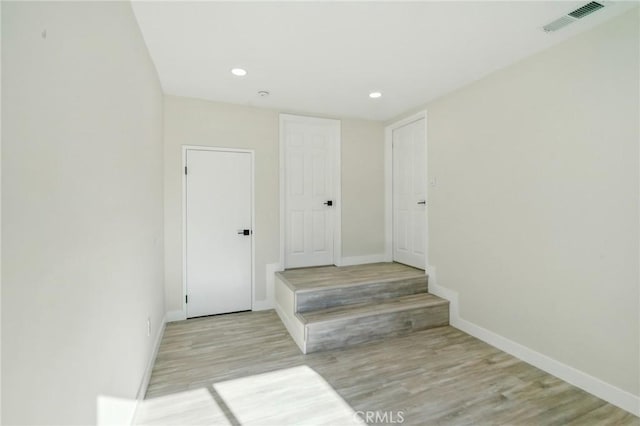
[393,119,427,270]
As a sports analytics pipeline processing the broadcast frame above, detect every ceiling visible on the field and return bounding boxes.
[132,1,638,121]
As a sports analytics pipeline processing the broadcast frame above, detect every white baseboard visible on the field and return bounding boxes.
[274,301,305,353]
[129,312,168,424]
[340,254,386,266]
[274,274,306,353]
[166,309,186,322]
[427,267,640,417]
[135,313,166,401]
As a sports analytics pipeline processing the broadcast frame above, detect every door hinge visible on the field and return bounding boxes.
[185,295,188,304]
[185,166,188,175]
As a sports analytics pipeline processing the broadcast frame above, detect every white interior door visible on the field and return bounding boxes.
[393,118,426,269]
[185,149,252,318]
[282,115,340,268]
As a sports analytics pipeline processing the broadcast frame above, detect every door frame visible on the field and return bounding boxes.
[384,111,429,270]
[279,114,342,269]
[182,145,256,317]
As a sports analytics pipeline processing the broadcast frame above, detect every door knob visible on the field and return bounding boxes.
[417,200,426,205]
[237,229,252,235]
[324,200,333,206]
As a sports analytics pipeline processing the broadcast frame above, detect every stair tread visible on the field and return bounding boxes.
[297,293,448,325]
[294,274,427,294]
[277,262,426,292]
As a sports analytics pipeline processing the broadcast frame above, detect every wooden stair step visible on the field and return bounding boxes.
[295,275,428,312]
[277,263,424,288]
[297,293,449,353]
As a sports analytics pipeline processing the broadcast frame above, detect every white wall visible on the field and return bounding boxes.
[164,95,384,313]
[392,9,639,399]
[0,1,3,421]
[2,2,164,424]
[342,119,385,258]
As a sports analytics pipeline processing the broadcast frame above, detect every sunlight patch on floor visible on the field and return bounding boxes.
[213,365,365,425]
[135,388,230,426]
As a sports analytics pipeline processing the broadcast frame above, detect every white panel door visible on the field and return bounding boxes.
[283,117,339,268]
[393,119,426,269]
[185,149,252,318]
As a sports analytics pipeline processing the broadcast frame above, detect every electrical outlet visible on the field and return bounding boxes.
[147,317,151,337]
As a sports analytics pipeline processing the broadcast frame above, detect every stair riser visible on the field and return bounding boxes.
[304,303,449,353]
[296,276,428,313]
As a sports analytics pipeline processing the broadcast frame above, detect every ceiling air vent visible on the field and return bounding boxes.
[543,1,606,33]
[568,2,605,18]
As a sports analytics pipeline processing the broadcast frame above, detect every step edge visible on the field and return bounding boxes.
[304,322,451,353]
[299,295,449,326]
[296,286,430,313]
[274,271,296,291]
[293,274,428,294]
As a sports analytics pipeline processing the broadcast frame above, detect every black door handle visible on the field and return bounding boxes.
[237,229,252,235]
[324,200,333,206]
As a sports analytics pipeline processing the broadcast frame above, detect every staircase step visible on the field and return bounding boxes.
[296,275,427,312]
[276,263,428,312]
[297,293,449,353]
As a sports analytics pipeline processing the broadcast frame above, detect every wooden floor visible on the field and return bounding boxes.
[136,310,639,426]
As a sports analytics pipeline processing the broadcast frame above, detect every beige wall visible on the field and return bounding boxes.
[392,10,639,395]
[341,119,385,258]
[164,97,279,310]
[2,2,164,424]
[164,96,384,312]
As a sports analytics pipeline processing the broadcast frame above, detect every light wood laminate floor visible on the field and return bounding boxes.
[138,310,638,426]
[279,262,424,291]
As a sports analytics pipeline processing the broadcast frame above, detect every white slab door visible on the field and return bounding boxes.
[281,115,341,269]
[393,118,426,269]
[185,148,253,318]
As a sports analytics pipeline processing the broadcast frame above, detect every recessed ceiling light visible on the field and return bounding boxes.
[231,68,247,77]
[369,91,382,99]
